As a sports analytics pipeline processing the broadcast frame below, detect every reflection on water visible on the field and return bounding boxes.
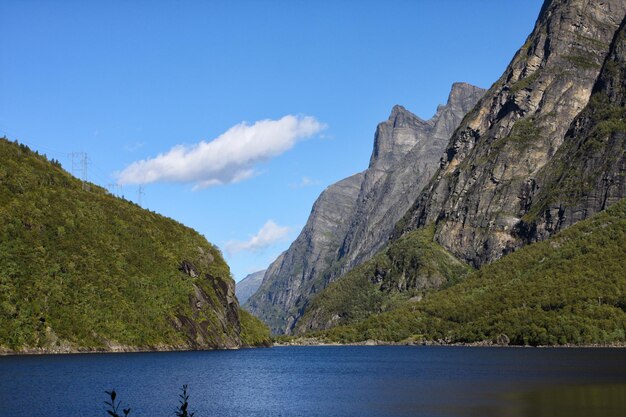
[0,346,625,417]
[429,383,626,417]
[508,384,626,417]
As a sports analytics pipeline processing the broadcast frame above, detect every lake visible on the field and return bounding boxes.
[0,346,625,417]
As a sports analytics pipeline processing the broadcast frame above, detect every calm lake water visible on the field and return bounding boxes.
[0,346,625,417]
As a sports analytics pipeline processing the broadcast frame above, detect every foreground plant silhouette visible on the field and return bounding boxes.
[175,385,195,417]
[104,385,195,416]
[104,390,130,417]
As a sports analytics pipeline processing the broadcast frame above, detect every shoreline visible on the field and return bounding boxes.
[271,338,626,349]
[0,343,270,357]
[3,341,625,356]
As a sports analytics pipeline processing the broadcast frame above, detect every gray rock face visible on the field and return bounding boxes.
[245,173,365,334]
[245,83,484,334]
[398,0,626,267]
[518,13,626,241]
[339,83,485,272]
[235,269,266,304]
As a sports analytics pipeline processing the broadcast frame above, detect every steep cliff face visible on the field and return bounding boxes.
[245,173,365,334]
[339,83,485,271]
[519,14,626,240]
[398,0,626,267]
[295,227,472,334]
[246,83,483,334]
[235,269,266,304]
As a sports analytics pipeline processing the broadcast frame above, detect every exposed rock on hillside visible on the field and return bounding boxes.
[246,83,484,334]
[245,173,365,333]
[236,270,266,304]
[519,13,626,240]
[0,138,270,353]
[339,83,485,272]
[398,0,626,267]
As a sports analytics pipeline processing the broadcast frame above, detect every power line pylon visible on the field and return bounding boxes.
[69,152,89,190]
[137,185,145,207]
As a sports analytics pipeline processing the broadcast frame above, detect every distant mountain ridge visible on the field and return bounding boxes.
[246,83,485,334]
[236,270,266,304]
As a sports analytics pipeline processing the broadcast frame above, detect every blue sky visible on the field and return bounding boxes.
[1,0,544,281]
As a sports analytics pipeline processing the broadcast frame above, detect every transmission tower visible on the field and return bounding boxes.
[69,152,89,190]
[106,183,123,196]
[137,185,145,207]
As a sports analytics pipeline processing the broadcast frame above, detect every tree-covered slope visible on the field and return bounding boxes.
[313,198,626,346]
[294,227,471,334]
[0,138,270,352]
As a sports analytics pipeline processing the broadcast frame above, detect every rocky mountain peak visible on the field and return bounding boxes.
[369,106,426,172]
[398,0,626,267]
[447,82,486,108]
[389,105,423,125]
[246,83,485,334]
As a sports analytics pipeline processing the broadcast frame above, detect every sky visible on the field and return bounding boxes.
[0,0,544,281]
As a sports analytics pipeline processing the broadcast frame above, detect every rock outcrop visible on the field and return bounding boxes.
[339,83,485,272]
[246,83,484,334]
[397,0,626,267]
[236,270,266,304]
[518,13,626,240]
[245,173,365,333]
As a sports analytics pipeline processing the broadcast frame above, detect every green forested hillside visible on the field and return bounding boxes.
[311,198,626,346]
[295,227,471,334]
[0,138,269,352]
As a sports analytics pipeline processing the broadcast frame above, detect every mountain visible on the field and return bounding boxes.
[236,270,266,304]
[518,12,626,241]
[245,173,365,333]
[0,138,270,353]
[296,0,626,340]
[312,197,626,346]
[396,0,626,267]
[338,83,486,272]
[295,226,472,334]
[246,83,485,334]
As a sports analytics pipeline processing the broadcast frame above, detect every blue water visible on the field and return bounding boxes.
[1,346,625,417]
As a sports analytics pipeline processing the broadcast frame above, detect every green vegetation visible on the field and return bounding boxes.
[312,198,626,345]
[509,72,540,93]
[523,91,626,223]
[490,118,540,154]
[295,227,471,333]
[564,54,601,70]
[0,138,269,351]
[239,309,272,347]
[104,386,195,417]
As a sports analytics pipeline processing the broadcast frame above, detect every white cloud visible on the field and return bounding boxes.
[225,220,290,255]
[290,176,321,188]
[116,115,325,189]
